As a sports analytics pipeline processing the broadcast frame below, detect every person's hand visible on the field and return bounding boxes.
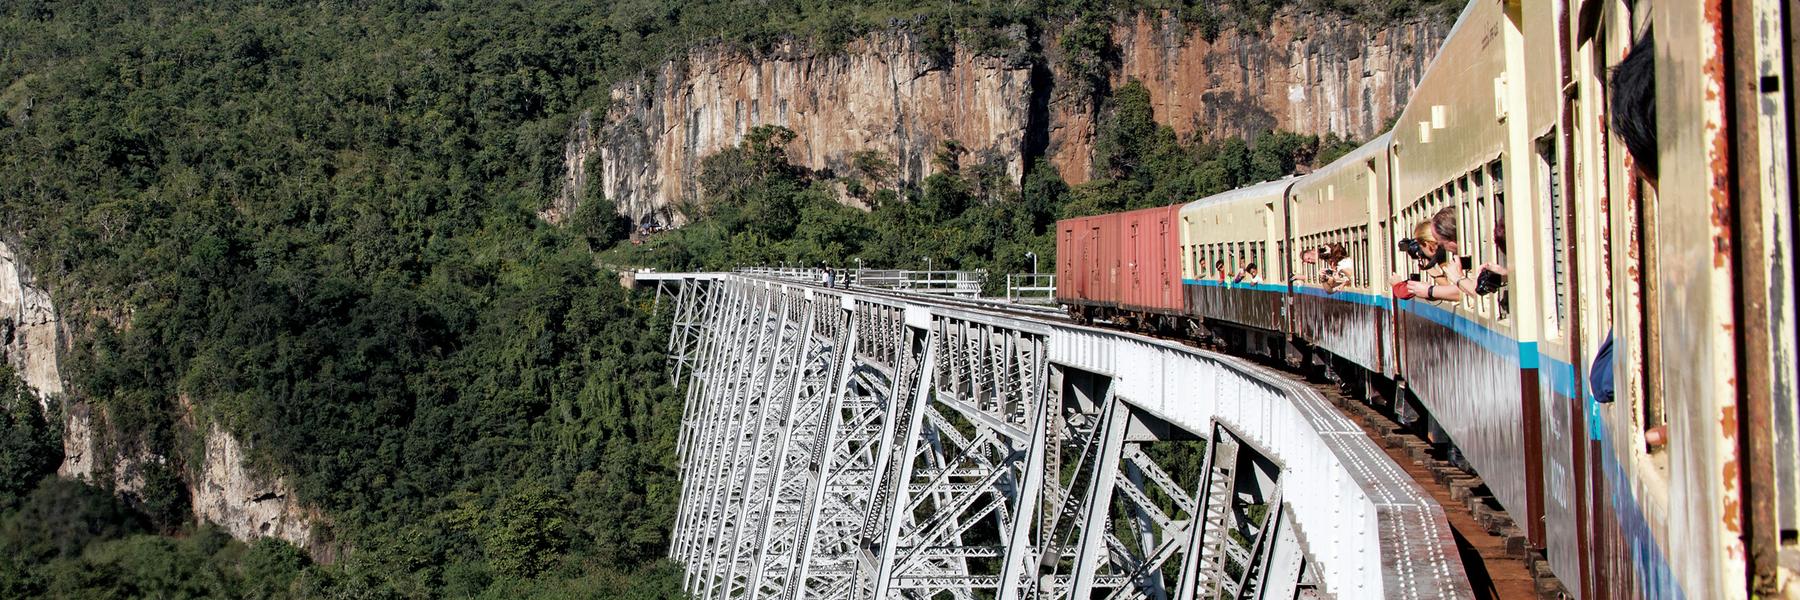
[1479,262,1510,276]
[1440,258,1466,280]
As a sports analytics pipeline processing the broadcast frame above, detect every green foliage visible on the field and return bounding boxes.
[1,1,690,596]
[3,479,147,565]
[0,368,59,511]
[0,0,1413,595]
[1316,132,1362,166]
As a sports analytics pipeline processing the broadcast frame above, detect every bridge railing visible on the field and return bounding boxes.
[853,269,985,298]
[737,267,987,298]
[1004,273,1056,304]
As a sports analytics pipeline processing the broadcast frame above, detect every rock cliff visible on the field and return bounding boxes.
[0,241,63,406]
[0,240,326,559]
[584,33,1035,225]
[1048,12,1446,183]
[571,9,1449,222]
[189,421,324,555]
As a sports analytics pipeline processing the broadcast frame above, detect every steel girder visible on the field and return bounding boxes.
[660,274,1474,600]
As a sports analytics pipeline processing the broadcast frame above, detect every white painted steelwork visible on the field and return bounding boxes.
[659,272,1473,599]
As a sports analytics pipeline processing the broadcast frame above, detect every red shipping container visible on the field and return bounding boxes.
[1055,205,1184,315]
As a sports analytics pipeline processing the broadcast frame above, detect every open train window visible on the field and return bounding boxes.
[1489,161,1510,320]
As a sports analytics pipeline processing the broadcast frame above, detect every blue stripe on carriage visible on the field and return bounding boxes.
[1180,278,1290,294]
[1184,279,1554,369]
[1178,279,1604,415]
[1182,279,1682,592]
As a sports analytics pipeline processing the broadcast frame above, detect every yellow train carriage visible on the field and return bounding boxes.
[1178,178,1292,347]
[1287,133,1397,377]
[1548,0,1797,595]
[1384,0,1547,560]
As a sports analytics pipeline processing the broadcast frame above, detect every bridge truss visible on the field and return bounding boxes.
[657,273,1473,600]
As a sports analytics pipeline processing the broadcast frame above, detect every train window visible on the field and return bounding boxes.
[1537,138,1569,339]
[1273,241,1282,281]
[1490,161,1510,321]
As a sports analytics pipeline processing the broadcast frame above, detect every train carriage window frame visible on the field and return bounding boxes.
[1491,161,1511,321]
[1537,138,1569,340]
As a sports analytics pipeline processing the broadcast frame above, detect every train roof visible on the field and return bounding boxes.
[1181,176,1295,212]
[1412,0,1482,87]
[1293,132,1392,192]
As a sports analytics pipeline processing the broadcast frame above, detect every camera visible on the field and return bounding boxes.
[1398,238,1430,262]
[1475,270,1506,295]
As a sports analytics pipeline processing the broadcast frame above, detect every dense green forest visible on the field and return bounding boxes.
[0,0,1414,597]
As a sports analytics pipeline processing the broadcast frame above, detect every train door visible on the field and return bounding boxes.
[1088,224,1101,304]
[1160,213,1175,311]
[1730,0,1800,588]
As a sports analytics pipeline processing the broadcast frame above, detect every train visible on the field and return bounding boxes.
[1054,0,1798,598]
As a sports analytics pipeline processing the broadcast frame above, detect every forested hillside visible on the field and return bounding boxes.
[0,1,1440,597]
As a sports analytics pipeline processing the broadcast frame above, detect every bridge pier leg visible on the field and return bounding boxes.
[1070,387,1127,598]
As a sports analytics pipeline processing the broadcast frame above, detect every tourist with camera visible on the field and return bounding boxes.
[1391,208,1506,302]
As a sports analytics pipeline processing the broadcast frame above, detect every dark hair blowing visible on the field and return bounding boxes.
[1430,206,1459,244]
[1610,32,1657,179]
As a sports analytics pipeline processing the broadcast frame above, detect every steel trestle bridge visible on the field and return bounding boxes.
[652,272,1474,600]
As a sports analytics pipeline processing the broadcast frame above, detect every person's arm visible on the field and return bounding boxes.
[1402,280,1465,301]
[1402,266,1465,302]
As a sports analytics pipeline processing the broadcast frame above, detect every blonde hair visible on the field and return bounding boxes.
[1412,220,1435,242]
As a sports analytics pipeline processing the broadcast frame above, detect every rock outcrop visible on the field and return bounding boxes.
[592,32,1036,225]
[190,422,322,553]
[1048,12,1446,184]
[573,9,1450,222]
[0,241,63,406]
[1,240,326,559]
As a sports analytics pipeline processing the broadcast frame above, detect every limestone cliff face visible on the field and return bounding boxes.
[1047,12,1447,183]
[0,241,63,406]
[190,422,323,554]
[590,32,1035,224]
[573,9,1448,222]
[0,240,326,559]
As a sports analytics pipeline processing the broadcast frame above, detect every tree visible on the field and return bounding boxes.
[0,368,58,510]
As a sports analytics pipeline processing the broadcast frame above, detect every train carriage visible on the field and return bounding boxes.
[1287,134,1397,378]
[1055,205,1185,326]
[1177,179,1293,347]
[1385,0,1542,557]
[1050,0,1799,595]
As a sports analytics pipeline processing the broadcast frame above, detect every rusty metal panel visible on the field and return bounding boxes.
[1532,342,1589,599]
[1295,291,1392,375]
[1651,0,1751,595]
[1057,206,1187,315]
[1396,302,1531,540]
[1186,284,1286,334]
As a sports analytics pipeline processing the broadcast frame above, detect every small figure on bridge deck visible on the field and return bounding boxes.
[824,267,836,289]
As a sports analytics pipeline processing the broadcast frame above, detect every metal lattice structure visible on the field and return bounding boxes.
[655,273,1475,600]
